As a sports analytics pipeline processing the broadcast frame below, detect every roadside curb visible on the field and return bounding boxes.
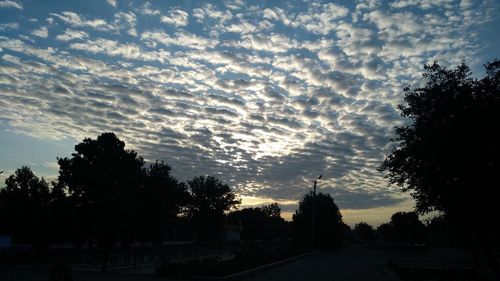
[384,266,403,281]
[219,250,317,281]
[186,250,318,281]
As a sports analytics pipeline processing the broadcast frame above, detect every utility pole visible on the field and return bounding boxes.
[310,174,322,248]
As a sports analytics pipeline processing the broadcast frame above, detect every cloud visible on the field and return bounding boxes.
[264,3,349,35]
[263,7,292,25]
[161,9,189,27]
[137,2,160,16]
[0,0,22,9]
[114,11,137,36]
[31,26,48,38]
[390,0,454,10]
[69,38,170,62]
[229,33,299,53]
[390,0,421,8]
[225,21,257,34]
[292,3,349,35]
[364,10,422,36]
[50,11,115,32]
[106,0,117,8]
[55,28,88,41]
[141,30,217,50]
[193,3,233,24]
[0,22,19,31]
[43,161,59,169]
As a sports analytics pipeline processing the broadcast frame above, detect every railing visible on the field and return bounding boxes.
[0,240,292,272]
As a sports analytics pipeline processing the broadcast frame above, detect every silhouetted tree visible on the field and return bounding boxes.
[57,132,145,251]
[376,212,426,243]
[376,222,393,242]
[339,222,353,241]
[379,60,500,276]
[292,192,343,249]
[390,212,426,243]
[0,166,51,247]
[186,176,240,241]
[425,214,459,246]
[226,203,289,240]
[353,222,375,242]
[138,161,189,243]
[47,181,79,246]
[380,60,500,226]
[261,202,281,218]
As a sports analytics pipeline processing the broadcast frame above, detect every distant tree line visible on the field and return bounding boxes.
[0,132,347,251]
[226,203,289,241]
[0,133,239,248]
[352,212,426,244]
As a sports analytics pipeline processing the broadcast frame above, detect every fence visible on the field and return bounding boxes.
[0,240,291,272]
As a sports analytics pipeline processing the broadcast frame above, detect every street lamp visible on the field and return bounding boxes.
[311,174,322,247]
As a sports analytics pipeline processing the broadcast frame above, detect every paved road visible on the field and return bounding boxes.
[242,245,395,281]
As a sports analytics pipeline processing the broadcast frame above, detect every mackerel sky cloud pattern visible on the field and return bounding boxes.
[0,0,498,224]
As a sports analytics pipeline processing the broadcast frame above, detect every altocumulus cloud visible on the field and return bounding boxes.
[0,0,498,224]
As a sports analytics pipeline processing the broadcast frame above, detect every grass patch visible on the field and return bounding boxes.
[388,261,478,281]
[155,244,309,278]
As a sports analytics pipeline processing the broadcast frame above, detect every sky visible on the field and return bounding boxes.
[0,0,499,226]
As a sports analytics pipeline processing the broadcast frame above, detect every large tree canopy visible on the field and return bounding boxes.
[377,212,426,243]
[57,132,145,246]
[139,161,188,243]
[380,60,500,226]
[293,192,343,249]
[58,132,144,203]
[187,175,240,241]
[187,176,240,218]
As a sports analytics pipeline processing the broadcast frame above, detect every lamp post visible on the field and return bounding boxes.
[310,174,322,248]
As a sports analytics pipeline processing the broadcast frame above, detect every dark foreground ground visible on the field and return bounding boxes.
[0,244,471,281]
[242,245,392,281]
